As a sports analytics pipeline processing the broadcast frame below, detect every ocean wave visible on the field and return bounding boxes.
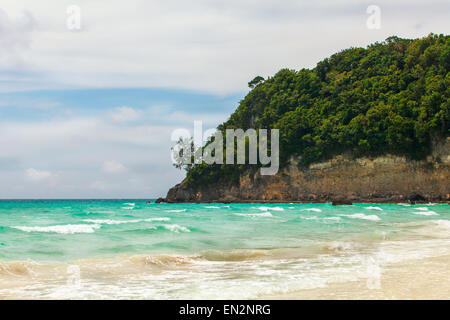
[200,249,270,261]
[128,254,196,267]
[412,210,438,216]
[342,213,381,221]
[301,216,318,220]
[12,224,101,234]
[322,241,355,253]
[258,206,284,211]
[302,208,322,212]
[0,260,38,276]
[83,217,170,225]
[365,206,383,211]
[205,206,220,209]
[166,209,187,213]
[84,219,138,225]
[121,224,190,234]
[162,224,190,233]
[235,212,273,218]
[323,217,342,221]
[123,203,135,206]
[145,217,171,222]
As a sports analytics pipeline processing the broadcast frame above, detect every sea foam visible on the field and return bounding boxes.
[302,208,322,212]
[412,210,438,216]
[83,217,170,225]
[235,212,273,218]
[258,206,284,211]
[13,224,101,234]
[163,224,190,233]
[342,213,381,221]
[365,206,383,211]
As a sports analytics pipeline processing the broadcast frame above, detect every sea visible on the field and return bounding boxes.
[0,200,449,299]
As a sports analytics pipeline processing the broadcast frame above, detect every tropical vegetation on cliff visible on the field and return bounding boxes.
[180,34,450,186]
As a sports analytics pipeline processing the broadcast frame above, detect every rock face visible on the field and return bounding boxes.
[162,138,450,203]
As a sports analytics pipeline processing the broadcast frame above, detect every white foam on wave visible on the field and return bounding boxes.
[323,217,342,221]
[302,216,318,220]
[84,219,135,225]
[235,212,273,218]
[146,217,171,222]
[205,206,220,209]
[302,208,322,212]
[13,224,101,234]
[365,206,383,211]
[123,203,135,206]
[258,206,284,212]
[412,207,438,216]
[83,217,170,225]
[413,211,438,216]
[342,213,381,221]
[163,224,190,233]
[166,209,187,213]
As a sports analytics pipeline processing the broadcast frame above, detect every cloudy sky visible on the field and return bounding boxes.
[0,0,448,198]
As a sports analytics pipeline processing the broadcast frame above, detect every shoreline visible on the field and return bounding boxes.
[156,198,450,204]
[258,254,450,300]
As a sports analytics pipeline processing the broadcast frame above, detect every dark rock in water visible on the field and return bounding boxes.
[332,199,353,206]
[155,197,166,203]
[410,194,426,201]
[408,194,427,204]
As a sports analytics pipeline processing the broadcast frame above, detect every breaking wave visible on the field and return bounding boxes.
[13,224,101,234]
[365,206,383,211]
[258,206,284,212]
[341,213,381,221]
[83,218,170,225]
[302,208,322,212]
[234,212,273,217]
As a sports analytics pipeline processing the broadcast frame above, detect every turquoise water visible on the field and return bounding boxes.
[0,200,448,261]
[1,200,449,299]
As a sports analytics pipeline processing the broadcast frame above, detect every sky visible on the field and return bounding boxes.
[0,0,449,198]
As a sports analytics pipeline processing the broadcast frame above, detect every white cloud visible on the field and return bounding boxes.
[0,0,448,94]
[109,106,140,123]
[26,168,53,181]
[102,160,126,174]
[0,9,35,69]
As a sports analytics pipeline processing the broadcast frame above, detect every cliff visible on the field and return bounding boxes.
[161,138,450,203]
[160,35,450,203]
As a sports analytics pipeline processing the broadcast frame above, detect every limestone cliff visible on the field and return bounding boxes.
[161,138,450,203]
